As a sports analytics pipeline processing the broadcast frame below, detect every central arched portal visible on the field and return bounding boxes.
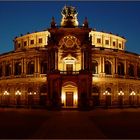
[61,82,78,108]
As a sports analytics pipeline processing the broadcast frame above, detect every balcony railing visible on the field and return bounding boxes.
[60,71,79,75]
[40,74,47,77]
[92,74,99,77]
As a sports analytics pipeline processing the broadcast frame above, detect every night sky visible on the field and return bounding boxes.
[0,1,140,54]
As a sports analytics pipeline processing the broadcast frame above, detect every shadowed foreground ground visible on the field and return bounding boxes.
[0,108,140,139]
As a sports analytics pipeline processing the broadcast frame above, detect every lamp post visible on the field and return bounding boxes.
[103,90,111,108]
[129,91,136,107]
[15,90,21,106]
[118,91,124,108]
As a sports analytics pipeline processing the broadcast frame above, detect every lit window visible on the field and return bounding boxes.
[105,40,109,45]
[97,38,101,44]
[39,38,42,43]
[113,41,116,46]
[24,41,27,46]
[30,40,34,45]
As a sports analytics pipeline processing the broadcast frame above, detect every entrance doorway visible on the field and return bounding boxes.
[66,92,73,106]
[61,82,78,108]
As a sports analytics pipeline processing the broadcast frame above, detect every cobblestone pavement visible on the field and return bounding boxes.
[0,108,140,139]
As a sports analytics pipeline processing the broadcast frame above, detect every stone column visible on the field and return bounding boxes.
[102,57,105,73]
[12,59,15,76]
[134,63,137,79]
[23,58,27,75]
[34,56,40,77]
[116,39,118,49]
[21,58,24,74]
[37,57,40,74]
[114,57,118,77]
[100,57,102,73]
[55,49,58,70]
[110,37,112,48]
[81,49,84,70]
[124,60,128,78]
[102,35,104,47]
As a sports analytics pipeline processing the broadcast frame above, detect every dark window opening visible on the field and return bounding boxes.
[105,40,109,45]
[128,64,134,77]
[30,40,34,45]
[97,38,101,44]
[39,38,42,43]
[118,62,124,75]
[14,62,21,75]
[137,66,140,78]
[0,65,2,77]
[119,43,122,48]
[5,64,11,76]
[105,61,112,75]
[113,41,116,46]
[41,61,47,74]
[27,62,34,75]
[18,43,21,48]
[40,85,47,93]
[92,60,98,74]
[24,41,27,46]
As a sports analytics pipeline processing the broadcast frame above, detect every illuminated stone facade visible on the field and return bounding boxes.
[0,6,140,109]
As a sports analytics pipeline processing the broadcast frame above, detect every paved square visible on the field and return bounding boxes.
[0,108,140,139]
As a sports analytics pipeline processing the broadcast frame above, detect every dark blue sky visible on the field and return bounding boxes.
[0,1,140,54]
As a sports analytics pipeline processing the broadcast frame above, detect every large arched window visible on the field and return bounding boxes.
[27,61,34,75]
[105,60,112,75]
[5,63,11,76]
[40,61,47,74]
[0,64,2,77]
[128,64,134,77]
[92,60,98,74]
[14,62,21,75]
[118,62,124,76]
[137,66,140,78]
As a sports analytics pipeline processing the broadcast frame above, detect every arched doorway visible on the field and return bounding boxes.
[103,87,112,107]
[61,82,78,108]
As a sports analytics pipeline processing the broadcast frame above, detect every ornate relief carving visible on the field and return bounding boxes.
[59,35,80,50]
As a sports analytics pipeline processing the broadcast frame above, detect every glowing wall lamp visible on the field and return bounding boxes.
[118,91,124,96]
[103,90,111,108]
[15,90,21,106]
[130,91,136,96]
[3,91,9,96]
[15,90,21,95]
[129,91,136,106]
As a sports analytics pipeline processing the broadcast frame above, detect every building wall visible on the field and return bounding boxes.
[0,30,140,107]
[89,31,126,50]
